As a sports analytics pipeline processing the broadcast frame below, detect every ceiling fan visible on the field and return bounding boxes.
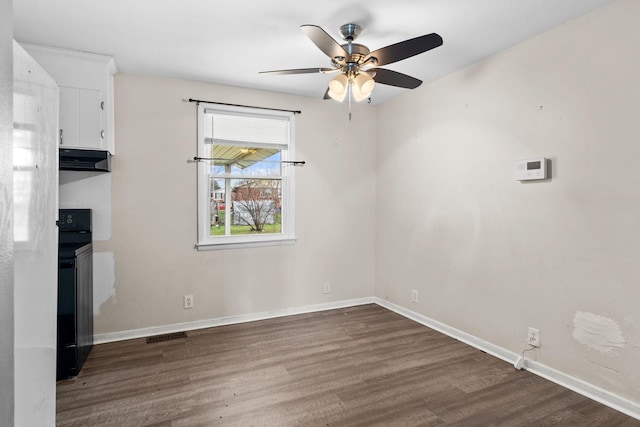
[260,23,443,109]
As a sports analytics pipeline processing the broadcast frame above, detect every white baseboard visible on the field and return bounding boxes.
[94,296,639,420]
[373,297,640,421]
[93,297,375,345]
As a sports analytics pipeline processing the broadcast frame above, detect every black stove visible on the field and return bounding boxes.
[59,208,92,252]
[57,209,94,380]
[59,243,92,259]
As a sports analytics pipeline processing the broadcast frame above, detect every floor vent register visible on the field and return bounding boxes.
[146,331,188,343]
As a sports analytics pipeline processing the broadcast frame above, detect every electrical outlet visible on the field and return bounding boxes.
[323,282,331,294]
[411,289,419,303]
[184,294,194,309]
[528,327,540,347]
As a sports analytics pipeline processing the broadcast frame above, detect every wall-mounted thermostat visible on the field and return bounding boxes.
[515,157,548,181]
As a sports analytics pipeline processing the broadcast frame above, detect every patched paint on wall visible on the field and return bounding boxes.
[572,311,626,355]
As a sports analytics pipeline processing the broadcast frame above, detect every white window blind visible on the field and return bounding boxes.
[204,109,290,149]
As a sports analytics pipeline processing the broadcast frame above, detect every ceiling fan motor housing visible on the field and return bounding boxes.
[332,42,372,72]
[339,23,362,41]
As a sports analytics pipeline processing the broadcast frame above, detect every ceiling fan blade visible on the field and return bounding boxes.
[301,25,349,60]
[364,33,443,67]
[259,67,334,75]
[323,88,331,100]
[370,68,423,89]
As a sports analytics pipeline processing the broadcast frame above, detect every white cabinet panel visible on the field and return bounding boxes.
[59,87,105,150]
[78,88,102,148]
[13,40,58,427]
[20,43,116,153]
[59,86,78,147]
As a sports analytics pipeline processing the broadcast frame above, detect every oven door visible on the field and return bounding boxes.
[57,256,78,380]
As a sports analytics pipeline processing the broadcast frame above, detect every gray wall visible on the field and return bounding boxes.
[0,0,14,424]
[376,0,640,404]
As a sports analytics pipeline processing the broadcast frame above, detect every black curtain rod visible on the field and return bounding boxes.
[188,98,301,115]
[192,156,305,166]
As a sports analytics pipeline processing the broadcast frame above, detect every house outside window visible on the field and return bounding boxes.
[196,103,296,250]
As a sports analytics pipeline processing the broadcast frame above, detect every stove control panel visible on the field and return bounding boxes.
[59,209,92,232]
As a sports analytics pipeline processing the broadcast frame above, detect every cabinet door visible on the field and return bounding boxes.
[59,86,103,150]
[59,86,79,147]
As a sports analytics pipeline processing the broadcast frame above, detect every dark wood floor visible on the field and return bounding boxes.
[57,304,639,426]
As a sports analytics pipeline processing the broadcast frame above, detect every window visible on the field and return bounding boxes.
[196,103,296,249]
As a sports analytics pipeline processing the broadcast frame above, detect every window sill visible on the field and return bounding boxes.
[195,237,296,251]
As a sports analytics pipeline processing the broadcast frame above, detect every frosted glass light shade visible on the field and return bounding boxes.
[329,74,348,96]
[328,87,347,102]
[352,73,375,102]
[327,73,348,102]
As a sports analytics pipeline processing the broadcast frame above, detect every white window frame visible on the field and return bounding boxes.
[196,103,296,250]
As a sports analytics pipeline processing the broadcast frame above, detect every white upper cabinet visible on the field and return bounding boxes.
[59,87,102,149]
[21,43,117,154]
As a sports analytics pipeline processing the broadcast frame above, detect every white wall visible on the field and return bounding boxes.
[58,171,111,241]
[93,73,376,334]
[0,0,14,424]
[376,0,640,404]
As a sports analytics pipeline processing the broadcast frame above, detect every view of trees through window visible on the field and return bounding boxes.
[208,149,283,237]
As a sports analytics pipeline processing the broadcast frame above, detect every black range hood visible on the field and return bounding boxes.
[59,148,111,172]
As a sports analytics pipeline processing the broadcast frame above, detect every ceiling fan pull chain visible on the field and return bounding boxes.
[348,82,352,121]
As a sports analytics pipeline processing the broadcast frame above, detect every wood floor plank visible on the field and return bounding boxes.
[56,304,639,426]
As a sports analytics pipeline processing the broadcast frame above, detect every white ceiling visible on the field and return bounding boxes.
[13,0,618,105]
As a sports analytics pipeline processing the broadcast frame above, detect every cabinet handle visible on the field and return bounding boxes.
[100,101,104,110]
[59,129,63,144]
[100,130,105,139]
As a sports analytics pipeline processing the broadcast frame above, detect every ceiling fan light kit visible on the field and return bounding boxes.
[328,73,348,99]
[260,22,443,119]
[328,87,347,102]
[352,73,375,101]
